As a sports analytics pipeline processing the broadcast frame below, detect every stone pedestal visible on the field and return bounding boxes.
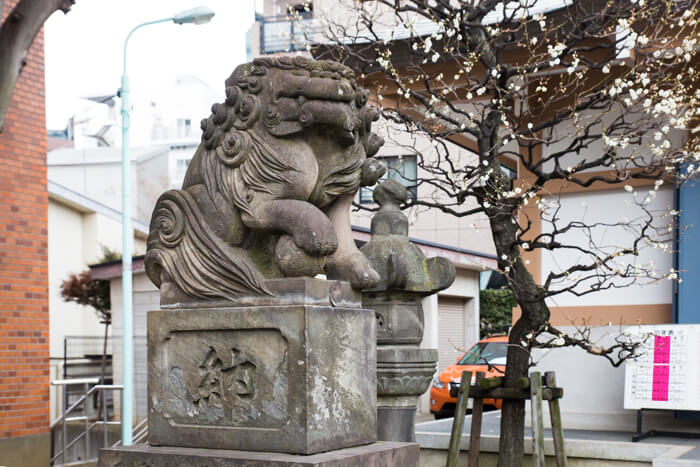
[98,442,419,466]
[364,292,439,443]
[377,347,437,442]
[148,278,377,455]
[358,181,454,443]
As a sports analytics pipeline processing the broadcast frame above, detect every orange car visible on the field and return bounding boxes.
[429,334,508,419]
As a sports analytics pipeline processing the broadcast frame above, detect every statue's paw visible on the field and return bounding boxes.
[360,157,387,186]
[331,253,380,290]
[293,226,338,256]
[275,235,325,277]
[349,264,381,290]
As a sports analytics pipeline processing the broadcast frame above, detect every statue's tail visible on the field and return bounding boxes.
[144,189,272,300]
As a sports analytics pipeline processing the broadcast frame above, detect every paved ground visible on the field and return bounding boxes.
[416,411,700,463]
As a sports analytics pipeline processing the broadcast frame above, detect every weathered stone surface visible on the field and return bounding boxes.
[148,294,376,455]
[360,180,455,295]
[144,57,388,302]
[377,347,437,399]
[98,442,419,466]
[364,291,424,344]
[377,407,419,442]
[360,180,452,443]
[375,348,437,442]
[160,277,361,308]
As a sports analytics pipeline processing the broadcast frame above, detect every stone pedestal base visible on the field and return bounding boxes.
[98,442,419,466]
[148,279,376,455]
[377,406,417,442]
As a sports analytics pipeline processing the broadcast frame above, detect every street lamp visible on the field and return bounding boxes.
[119,5,214,446]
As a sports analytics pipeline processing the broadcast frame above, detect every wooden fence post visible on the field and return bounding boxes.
[530,372,545,467]
[446,370,472,467]
[545,371,567,467]
[467,372,485,467]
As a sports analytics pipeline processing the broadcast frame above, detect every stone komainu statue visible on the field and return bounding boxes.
[144,57,386,301]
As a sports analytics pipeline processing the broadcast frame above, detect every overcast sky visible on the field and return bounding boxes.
[44,0,259,130]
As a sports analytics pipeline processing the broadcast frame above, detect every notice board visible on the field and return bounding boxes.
[624,324,700,411]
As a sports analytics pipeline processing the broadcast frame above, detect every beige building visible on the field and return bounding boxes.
[47,180,147,421]
[243,1,699,433]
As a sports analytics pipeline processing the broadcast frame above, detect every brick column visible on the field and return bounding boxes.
[0,1,50,465]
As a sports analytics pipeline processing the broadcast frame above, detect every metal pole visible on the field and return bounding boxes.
[62,401,67,463]
[118,8,213,445]
[63,337,68,425]
[84,382,90,461]
[103,387,108,449]
[120,18,170,446]
[120,64,133,445]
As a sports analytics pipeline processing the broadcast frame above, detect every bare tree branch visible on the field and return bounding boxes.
[0,0,74,131]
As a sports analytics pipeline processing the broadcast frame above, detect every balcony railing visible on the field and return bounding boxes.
[261,13,314,54]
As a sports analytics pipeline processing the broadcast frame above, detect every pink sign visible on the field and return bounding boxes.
[654,335,671,364]
[652,335,671,401]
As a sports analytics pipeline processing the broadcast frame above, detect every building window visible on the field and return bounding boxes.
[360,155,417,204]
[176,118,192,138]
[500,163,517,181]
[177,159,190,170]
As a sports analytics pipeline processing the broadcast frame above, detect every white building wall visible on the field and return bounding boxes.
[48,145,195,227]
[48,195,148,421]
[167,145,199,189]
[419,266,481,413]
[136,153,172,224]
[109,272,158,423]
[48,160,138,220]
[541,187,673,308]
[48,202,105,359]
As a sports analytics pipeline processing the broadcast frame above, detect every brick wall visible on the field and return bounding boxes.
[0,0,50,445]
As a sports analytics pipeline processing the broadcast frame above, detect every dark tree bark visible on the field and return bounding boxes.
[0,0,74,131]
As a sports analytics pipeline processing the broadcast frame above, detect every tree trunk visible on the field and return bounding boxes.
[486,205,550,467]
[0,0,74,131]
[497,301,548,466]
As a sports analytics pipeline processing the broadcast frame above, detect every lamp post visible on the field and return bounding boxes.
[119,6,214,446]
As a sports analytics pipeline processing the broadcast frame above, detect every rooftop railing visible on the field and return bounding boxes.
[260,12,314,54]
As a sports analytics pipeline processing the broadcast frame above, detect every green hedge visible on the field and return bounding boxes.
[480,288,516,336]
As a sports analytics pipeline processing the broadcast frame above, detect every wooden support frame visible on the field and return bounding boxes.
[445,370,568,467]
[545,372,568,467]
[530,372,545,467]
[468,372,485,467]
[446,370,472,467]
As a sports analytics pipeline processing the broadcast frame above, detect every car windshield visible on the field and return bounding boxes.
[457,341,507,365]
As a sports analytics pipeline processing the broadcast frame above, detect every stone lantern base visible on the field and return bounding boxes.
[377,347,438,442]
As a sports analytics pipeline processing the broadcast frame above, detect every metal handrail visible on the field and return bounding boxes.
[50,380,124,465]
[112,417,148,447]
